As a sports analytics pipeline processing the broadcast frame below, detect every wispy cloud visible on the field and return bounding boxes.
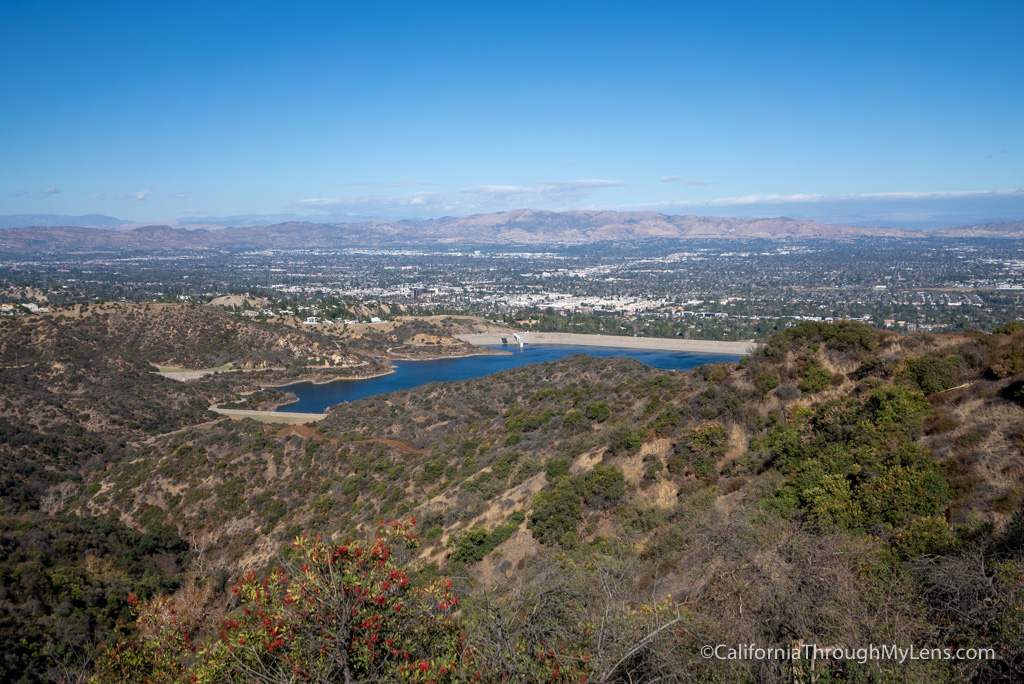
[175,192,191,199]
[342,180,440,187]
[289,184,1023,225]
[292,179,626,218]
[457,179,625,207]
[295,198,344,207]
[91,193,105,201]
[116,189,152,201]
[660,176,715,186]
[618,188,1024,227]
[10,183,61,198]
[639,188,1024,209]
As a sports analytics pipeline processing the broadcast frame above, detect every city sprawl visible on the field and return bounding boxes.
[3,237,1021,339]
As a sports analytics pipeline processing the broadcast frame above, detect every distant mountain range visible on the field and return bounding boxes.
[0,209,1022,253]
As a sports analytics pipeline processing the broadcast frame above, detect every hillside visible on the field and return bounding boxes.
[50,302,363,370]
[2,307,1024,681]
[0,304,479,510]
[84,320,1024,681]
[0,304,513,682]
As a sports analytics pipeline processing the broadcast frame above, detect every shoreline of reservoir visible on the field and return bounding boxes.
[456,332,757,356]
[271,341,750,413]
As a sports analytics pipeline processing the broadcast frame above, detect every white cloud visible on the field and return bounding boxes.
[292,179,626,218]
[10,183,61,198]
[660,176,715,186]
[287,183,1023,224]
[114,189,151,200]
[342,180,440,187]
[116,189,152,201]
[295,198,344,207]
[91,193,105,201]
[175,192,191,199]
[462,185,534,193]
[631,188,1024,210]
[456,179,625,206]
[612,188,1024,227]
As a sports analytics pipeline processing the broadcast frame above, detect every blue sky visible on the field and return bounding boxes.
[1,0,1022,226]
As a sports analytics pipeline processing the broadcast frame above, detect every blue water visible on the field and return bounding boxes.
[277,344,741,413]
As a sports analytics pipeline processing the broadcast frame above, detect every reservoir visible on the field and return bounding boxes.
[278,344,742,413]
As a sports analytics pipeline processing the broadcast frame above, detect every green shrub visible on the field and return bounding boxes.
[903,354,961,394]
[761,383,950,543]
[421,460,446,482]
[608,425,646,455]
[449,511,526,564]
[558,433,603,459]
[574,465,626,510]
[584,401,611,422]
[801,472,864,529]
[528,479,582,545]
[703,365,727,383]
[448,527,491,564]
[755,370,780,393]
[545,457,571,481]
[798,360,832,394]
[987,338,1024,377]
[860,384,929,438]
[647,404,682,436]
[890,515,959,558]
[859,466,950,526]
[667,422,729,478]
[340,476,362,497]
[614,503,667,533]
[561,409,591,435]
[492,453,519,479]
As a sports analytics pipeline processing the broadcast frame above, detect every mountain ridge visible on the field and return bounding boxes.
[1,209,1023,253]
